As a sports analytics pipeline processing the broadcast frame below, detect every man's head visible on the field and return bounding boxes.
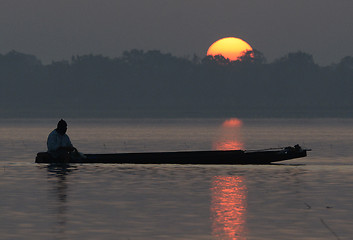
[56,119,67,135]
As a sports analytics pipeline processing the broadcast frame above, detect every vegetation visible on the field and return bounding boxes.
[0,49,352,118]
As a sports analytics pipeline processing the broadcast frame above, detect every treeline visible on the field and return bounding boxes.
[0,49,353,118]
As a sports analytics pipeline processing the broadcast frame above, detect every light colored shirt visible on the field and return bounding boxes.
[47,129,73,152]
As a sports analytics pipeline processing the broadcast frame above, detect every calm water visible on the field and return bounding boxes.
[1,118,353,240]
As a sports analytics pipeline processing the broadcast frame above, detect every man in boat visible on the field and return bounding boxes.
[47,119,78,162]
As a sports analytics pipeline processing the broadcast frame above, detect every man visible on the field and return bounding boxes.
[47,119,77,161]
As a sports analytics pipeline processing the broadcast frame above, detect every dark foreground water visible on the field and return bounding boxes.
[1,118,353,240]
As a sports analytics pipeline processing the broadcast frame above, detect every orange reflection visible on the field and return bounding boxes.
[214,141,244,150]
[222,118,243,128]
[211,176,247,240]
[213,118,244,150]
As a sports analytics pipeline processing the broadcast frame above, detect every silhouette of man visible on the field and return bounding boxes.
[47,119,77,161]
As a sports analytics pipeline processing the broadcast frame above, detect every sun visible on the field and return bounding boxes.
[207,37,253,61]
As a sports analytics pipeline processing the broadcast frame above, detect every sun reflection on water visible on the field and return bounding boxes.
[213,118,244,150]
[211,176,247,240]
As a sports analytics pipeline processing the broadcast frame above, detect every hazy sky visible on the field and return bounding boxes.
[1,0,352,65]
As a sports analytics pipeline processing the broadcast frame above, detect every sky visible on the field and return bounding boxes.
[1,0,352,65]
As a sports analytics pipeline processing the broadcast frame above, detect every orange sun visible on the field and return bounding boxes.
[207,37,253,61]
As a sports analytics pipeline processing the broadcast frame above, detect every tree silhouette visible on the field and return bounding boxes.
[0,49,353,117]
[201,55,231,65]
[238,49,266,65]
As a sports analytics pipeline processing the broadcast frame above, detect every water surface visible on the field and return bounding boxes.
[1,118,352,240]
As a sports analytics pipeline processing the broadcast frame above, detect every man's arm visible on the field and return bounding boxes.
[61,135,76,152]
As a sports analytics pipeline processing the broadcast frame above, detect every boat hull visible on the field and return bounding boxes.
[35,147,308,164]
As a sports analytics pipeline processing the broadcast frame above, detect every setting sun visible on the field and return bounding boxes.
[207,37,253,61]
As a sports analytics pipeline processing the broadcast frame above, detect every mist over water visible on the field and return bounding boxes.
[1,118,353,239]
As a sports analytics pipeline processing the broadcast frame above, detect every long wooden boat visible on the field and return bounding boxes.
[35,145,309,164]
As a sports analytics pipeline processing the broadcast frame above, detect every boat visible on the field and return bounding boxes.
[35,145,309,164]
